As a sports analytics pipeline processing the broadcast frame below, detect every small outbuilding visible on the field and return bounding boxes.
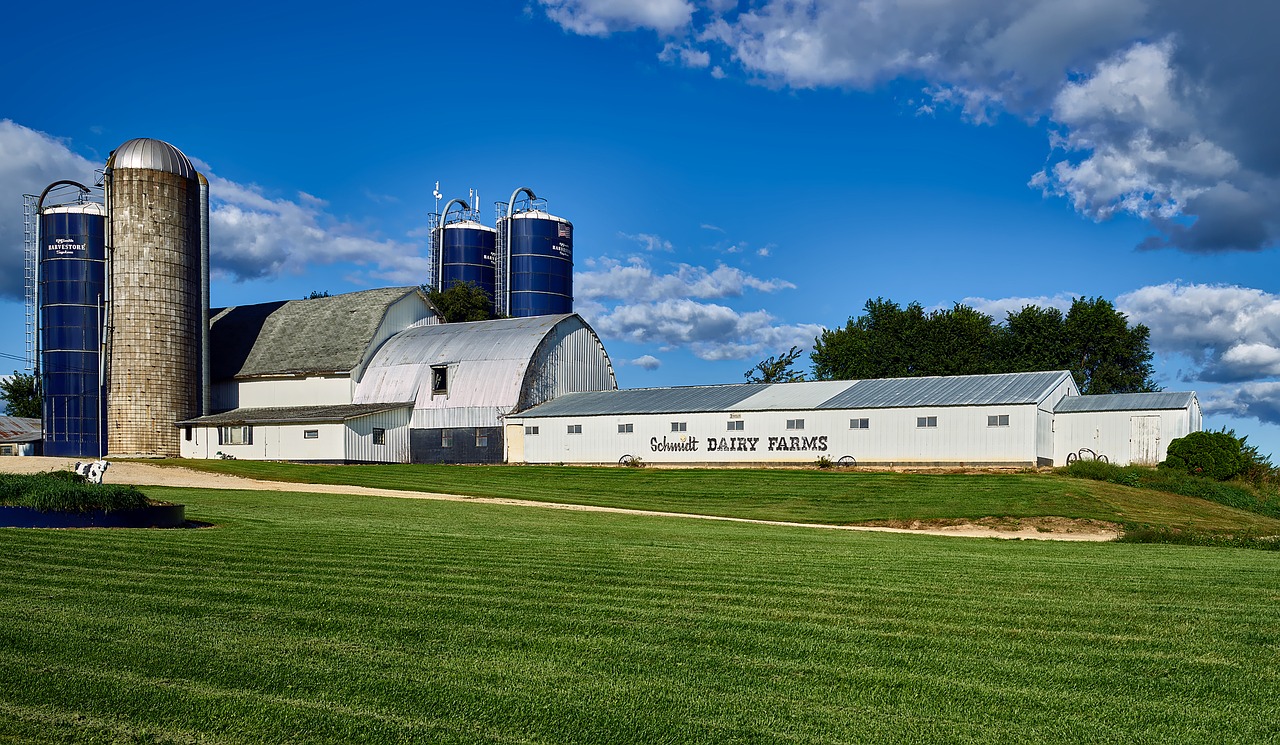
[1053,392,1202,465]
[0,416,42,456]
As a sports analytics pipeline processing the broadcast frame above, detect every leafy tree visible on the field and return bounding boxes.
[745,346,806,383]
[811,295,1158,394]
[1,371,41,418]
[425,281,496,323]
[305,290,331,299]
[1062,297,1157,395]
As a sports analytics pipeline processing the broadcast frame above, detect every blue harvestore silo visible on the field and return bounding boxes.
[440,220,498,304]
[506,210,573,317]
[39,200,107,457]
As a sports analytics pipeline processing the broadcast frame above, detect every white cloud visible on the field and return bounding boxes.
[700,223,725,233]
[539,0,692,36]
[0,120,101,300]
[576,256,794,302]
[591,298,823,361]
[1117,282,1280,382]
[541,1,1280,253]
[619,231,674,252]
[659,42,711,68]
[1202,383,1280,426]
[630,354,662,370]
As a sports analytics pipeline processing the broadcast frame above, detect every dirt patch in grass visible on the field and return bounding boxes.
[855,515,1122,539]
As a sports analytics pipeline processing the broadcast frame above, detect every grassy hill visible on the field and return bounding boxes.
[162,460,1280,535]
[2,486,1278,743]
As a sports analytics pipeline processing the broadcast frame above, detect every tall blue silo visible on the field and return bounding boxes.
[440,221,497,305]
[506,211,573,317]
[39,202,107,457]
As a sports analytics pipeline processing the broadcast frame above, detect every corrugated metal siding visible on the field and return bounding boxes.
[1054,391,1196,413]
[518,323,617,410]
[729,381,857,411]
[1053,404,1197,466]
[352,291,434,383]
[346,407,412,463]
[817,371,1072,409]
[518,384,768,417]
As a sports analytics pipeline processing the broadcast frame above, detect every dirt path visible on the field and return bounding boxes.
[2,457,1120,542]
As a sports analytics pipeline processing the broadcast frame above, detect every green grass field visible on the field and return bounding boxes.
[2,486,1279,743]
[161,459,1280,534]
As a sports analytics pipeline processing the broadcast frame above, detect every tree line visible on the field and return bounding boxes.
[751,297,1157,395]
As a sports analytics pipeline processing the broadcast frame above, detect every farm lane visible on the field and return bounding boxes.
[1,457,1119,542]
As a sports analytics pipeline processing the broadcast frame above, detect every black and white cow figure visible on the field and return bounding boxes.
[72,460,110,485]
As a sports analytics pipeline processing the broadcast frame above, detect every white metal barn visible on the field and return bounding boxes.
[1053,392,1202,466]
[179,287,616,463]
[508,371,1084,466]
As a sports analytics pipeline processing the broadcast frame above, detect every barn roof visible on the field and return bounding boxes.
[210,287,424,379]
[1054,391,1197,413]
[517,370,1077,418]
[177,403,410,426]
[0,416,42,443]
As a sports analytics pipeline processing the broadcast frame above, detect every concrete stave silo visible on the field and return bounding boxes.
[104,138,207,457]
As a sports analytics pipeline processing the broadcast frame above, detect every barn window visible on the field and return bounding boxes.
[567,424,583,434]
[184,426,193,441]
[618,423,634,433]
[525,426,539,435]
[373,428,386,445]
[987,415,1010,427]
[786,419,805,430]
[218,426,252,445]
[431,365,448,395]
[917,416,937,428]
[850,418,869,429]
[303,429,319,439]
[475,429,488,447]
[727,420,744,431]
[441,430,453,447]
[671,422,687,432]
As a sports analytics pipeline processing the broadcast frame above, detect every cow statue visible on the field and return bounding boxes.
[72,460,110,485]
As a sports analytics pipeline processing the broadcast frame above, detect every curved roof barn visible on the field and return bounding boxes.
[354,314,616,428]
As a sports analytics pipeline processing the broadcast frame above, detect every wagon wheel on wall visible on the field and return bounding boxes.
[1066,452,1078,465]
[837,455,857,467]
[618,454,634,466]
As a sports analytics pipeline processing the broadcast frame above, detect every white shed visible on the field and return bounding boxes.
[1053,392,1202,466]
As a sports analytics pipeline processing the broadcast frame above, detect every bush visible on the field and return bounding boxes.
[0,471,150,513]
[1160,430,1248,481]
[1061,459,1280,520]
[1118,525,1280,551]
[815,456,833,469]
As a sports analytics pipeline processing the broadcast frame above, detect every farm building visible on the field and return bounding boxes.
[1053,392,1202,465]
[507,371,1200,467]
[178,288,616,463]
[0,416,42,456]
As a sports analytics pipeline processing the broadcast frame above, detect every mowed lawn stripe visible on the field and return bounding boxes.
[1,488,1277,743]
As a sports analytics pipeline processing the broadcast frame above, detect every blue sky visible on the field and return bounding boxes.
[3,0,1279,458]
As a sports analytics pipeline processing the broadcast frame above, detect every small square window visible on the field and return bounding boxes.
[568,424,582,434]
[987,415,1010,427]
[618,423,634,433]
[727,420,744,431]
[431,365,448,395]
[850,418,869,429]
[441,430,453,448]
[786,419,805,430]
[671,422,687,432]
[476,429,488,447]
[917,416,938,428]
[525,425,539,435]
[373,427,386,445]
[303,429,319,439]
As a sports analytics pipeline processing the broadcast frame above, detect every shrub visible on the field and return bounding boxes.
[1161,430,1248,481]
[0,471,149,513]
[1118,525,1280,551]
[815,456,833,469]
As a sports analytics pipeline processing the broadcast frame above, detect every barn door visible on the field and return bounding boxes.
[1129,416,1161,465]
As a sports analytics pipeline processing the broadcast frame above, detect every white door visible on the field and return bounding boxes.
[1129,416,1161,465]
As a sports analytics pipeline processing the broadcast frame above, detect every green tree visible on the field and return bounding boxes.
[425,281,496,323]
[305,290,331,299]
[812,296,1158,394]
[1,371,41,418]
[745,346,806,383]
[1062,297,1157,394]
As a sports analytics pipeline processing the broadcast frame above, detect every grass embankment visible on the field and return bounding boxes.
[0,471,149,513]
[160,459,1280,535]
[2,487,1278,743]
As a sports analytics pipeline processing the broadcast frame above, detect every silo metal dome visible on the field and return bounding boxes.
[106,138,196,178]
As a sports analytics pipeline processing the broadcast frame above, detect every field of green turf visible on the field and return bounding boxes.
[161,460,1280,534]
[2,487,1278,744]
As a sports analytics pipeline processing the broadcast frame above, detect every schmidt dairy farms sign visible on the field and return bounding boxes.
[650,434,829,454]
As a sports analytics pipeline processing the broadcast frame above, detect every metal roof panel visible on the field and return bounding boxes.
[1054,392,1196,413]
